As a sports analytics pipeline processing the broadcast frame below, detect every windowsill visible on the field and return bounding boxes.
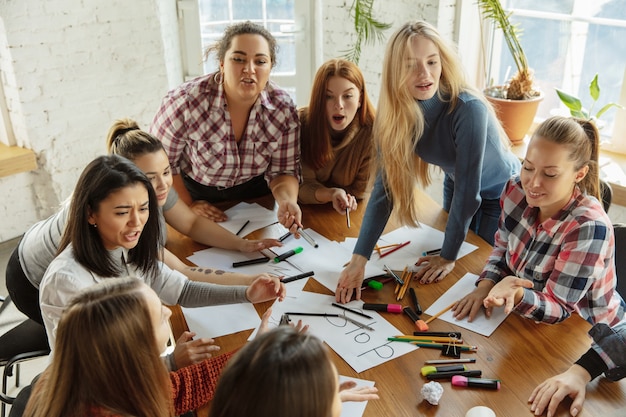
[0,143,37,178]
[511,138,626,207]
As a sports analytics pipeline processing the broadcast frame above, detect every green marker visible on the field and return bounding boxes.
[274,246,303,263]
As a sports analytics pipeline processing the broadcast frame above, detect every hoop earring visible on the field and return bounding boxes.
[214,71,224,85]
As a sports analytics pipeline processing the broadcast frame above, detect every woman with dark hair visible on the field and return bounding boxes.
[151,21,302,233]
[39,155,285,359]
[298,58,375,215]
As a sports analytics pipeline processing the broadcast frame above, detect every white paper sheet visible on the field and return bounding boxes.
[423,273,509,337]
[182,303,261,339]
[250,291,417,373]
[271,228,386,292]
[339,375,376,417]
[218,201,279,235]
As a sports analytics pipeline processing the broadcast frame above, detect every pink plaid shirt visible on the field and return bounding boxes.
[150,72,301,189]
[479,177,624,326]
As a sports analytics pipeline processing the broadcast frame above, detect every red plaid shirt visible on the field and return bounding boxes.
[479,177,624,326]
[150,72,301,188]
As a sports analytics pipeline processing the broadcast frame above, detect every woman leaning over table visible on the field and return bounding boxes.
[150,21,302,233]
[336,21,520,303]
[298,58,375,215]
[25,277,266,417]
[452,117,625,325]
[38,155,285,364]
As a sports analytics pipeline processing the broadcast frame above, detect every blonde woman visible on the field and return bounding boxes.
[336,21,520,303]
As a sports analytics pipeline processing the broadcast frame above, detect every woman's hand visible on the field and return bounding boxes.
[172,331,221,368]
[339,380,380,402]
[529,364,591,417]
[452,280,495,321]
[246,274,287,303]
[414,255,455,284]
[335,255,367,303]
[330,189,357,215]
[257,308,310,337]
[238,238,282,252]
[277,200,303,233]
[189,200,227,222]
[483,276,533,314]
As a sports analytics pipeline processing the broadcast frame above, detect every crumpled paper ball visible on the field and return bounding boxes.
[421,381,444,405]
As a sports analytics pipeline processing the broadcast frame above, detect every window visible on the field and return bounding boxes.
[486,0,626,151]
[177,0,314,106]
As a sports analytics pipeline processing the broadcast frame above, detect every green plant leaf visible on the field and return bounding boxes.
[589,74,600,102]
[555,88,583,112]
[596,102,625,119]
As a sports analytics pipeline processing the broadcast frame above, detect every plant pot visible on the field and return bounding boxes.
[485,89,544,145]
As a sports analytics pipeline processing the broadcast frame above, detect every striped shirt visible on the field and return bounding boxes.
[150,72,301,189]
[478,176,624,326]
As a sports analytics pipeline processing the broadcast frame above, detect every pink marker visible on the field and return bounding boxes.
[451,375,501,390]
[363,303,403,313]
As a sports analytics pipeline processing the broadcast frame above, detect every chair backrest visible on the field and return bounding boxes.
[612,223,626,299]
[600,179,612,213]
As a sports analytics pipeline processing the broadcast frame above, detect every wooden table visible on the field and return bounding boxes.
[166,192,626,417]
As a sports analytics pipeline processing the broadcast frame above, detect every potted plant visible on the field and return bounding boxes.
[478,0,543,144]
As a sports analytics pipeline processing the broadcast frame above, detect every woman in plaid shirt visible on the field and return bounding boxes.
[453,116,624,325]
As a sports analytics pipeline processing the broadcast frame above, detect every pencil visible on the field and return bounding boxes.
[396,267,411,301]
[346,207,351,228]
[235,220,250,236]
[379,240,410,258]
[424,301,457,325]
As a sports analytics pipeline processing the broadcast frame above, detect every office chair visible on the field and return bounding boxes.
[612,223,626,299]
[600,179,612,213]
[0,298,50,417]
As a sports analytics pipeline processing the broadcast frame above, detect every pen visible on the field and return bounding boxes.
[409,287,422,315]
[284,312,374,331]
[235,220,250,236]
[346,207,351,228]
[379,240,410,258]
[383,264,404,286]
[422,248,442,256]
[298,228,319,248]
[278,231,291,242]
[424,358,476,365]
[274,246,303,263]
[281,270,314,283]
[232,257,269,268]
[331,302,373,319]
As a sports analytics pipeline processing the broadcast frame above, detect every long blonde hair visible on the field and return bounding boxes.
[24,278,172,417]
[375,21,498,225]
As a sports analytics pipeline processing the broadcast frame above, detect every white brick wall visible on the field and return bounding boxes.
[0,0,446,243]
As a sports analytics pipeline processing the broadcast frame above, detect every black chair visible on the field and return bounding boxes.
[0,299,50,417]
[612,223,626,299]
[600,179,612,213]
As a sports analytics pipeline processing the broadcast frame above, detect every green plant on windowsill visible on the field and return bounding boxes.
[555,74,624,126]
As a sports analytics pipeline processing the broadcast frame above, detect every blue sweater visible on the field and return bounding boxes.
[354,92,520,260]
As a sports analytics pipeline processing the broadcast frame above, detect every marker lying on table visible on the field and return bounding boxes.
[409,287,422,315]
[422,248,441,256]
[451,375,501,390]
[363,303,402,313]
[421,364,467,376]
[232,257,269,268]
[274,246,303,263]
[281,271,314,283]
[331,302,373,319]
[361,276,394,291]
[424,358,476,365]
[403,307,429,331]
[285,312,374,331]
[427,370,482,380]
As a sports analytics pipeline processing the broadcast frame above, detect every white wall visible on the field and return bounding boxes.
[0,0,450,243]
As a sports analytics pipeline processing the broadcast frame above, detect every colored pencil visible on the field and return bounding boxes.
[379,240,410,258]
